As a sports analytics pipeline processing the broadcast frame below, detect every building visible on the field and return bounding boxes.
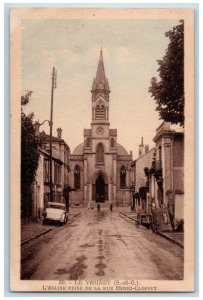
[145,122,184,230]
[32,127,70,220]
[69,49,133,207]
[131,123,184,231]
[132,138,154,213]
[151,122,184,230]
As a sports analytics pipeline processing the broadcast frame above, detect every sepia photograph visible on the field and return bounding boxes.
[10,7,194,292]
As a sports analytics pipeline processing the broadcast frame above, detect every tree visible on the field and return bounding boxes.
[21,90,33,106]
[21,91,40,221]
[149,21,184,126]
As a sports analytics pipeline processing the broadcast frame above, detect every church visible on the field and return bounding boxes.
[69,50,133,207]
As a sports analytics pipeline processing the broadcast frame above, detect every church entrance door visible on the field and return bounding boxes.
[96,175,105,203]
[92,174,108,203]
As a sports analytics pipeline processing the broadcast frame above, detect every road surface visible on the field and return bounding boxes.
[21,208,183,280]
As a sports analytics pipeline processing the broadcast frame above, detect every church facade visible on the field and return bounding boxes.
[69,50,133,206]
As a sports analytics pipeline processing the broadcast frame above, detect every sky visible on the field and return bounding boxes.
[22,18,180,159]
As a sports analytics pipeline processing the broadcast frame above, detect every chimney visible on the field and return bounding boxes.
[138,137,144,156]
[145,145,149,153]
[57,128,62,139]
[34,121,40,136]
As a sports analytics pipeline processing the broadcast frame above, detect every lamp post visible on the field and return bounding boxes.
[34,67,57,203]
[49,67,57,202]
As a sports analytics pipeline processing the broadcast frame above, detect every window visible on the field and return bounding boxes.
[44,159,49,183]
[110,138,114,148]
[100,105,105,119]
[86,137,90,147]
[158,146,162,169]
[96,143,104,163]
[95,104,106,120]
[54,163,61,185]
[120,165,126,188]
[74,165,80,189]
[95,105,100,120]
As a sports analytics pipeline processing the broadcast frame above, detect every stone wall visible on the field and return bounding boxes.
[116,189,132,206]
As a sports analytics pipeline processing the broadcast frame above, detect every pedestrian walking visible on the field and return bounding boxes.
[110,203,113,212]
[97,203,100,211]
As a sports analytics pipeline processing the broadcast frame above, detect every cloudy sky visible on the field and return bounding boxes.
[22,18,179,158]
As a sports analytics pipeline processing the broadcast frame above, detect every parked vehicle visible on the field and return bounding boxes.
[42,202,68,225]
[140,213,152,229]
[135,212,152,229]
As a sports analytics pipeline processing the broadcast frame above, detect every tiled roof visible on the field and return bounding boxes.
[39,131,70,149]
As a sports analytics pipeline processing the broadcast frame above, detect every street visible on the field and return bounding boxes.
[21,208,184,280]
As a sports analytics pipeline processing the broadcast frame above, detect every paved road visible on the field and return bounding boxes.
[21,208,183,280]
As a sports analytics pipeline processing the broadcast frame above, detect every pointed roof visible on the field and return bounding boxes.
[92,49,109,91]
[96,48,106,83]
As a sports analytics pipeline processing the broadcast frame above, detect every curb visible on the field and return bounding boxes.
[157,231,184,248]
[120,211,184,249]
[119,211,137,222]
[21,213,81,246]
[21,227,54,246]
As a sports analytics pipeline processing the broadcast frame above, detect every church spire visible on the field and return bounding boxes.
[95,48,106,84]
[92,49,110,92]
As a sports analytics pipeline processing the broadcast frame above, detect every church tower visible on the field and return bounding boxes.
[83,48,117,203]
[70,49,133,206]
[91,48,110,125]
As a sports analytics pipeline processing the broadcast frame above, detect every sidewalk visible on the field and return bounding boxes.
[120,210,184,248]
[21,209,82,245]
[157,231,184,248]
[21,223,54,245]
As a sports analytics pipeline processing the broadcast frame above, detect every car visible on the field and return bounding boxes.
[42,202,68,225]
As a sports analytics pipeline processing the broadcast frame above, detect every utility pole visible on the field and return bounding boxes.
[49,67,57,202]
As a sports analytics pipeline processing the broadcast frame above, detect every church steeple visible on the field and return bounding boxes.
[91,48,110,96]
[95,48,106,85]
[91,49,110,123]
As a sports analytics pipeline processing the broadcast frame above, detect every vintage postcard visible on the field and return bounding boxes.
[10,8,194,292]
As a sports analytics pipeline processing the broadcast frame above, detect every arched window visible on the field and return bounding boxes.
[74,165,80,189]
[95,105,100,120]
[96,143,104,163]
[110,138,114,148]
[86,137,90,147]
[95,104,106,120]
[120,165,126,188]
[100,105,105,119]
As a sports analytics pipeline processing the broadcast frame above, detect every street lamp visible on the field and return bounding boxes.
[34,119,50,137]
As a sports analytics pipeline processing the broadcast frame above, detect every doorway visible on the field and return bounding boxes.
[96,175,105,202]
[92,174,108,202]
